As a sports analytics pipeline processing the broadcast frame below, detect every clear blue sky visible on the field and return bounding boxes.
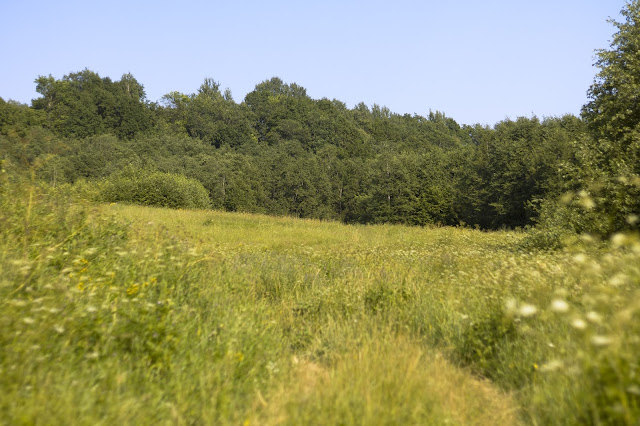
[0,0,626,126]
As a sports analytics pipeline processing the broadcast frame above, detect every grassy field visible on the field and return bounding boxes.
[1,182,639,424]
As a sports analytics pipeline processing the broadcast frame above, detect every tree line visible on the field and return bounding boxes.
[1,1,639,245]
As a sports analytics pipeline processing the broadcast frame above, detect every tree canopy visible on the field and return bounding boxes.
[2,2,639,240]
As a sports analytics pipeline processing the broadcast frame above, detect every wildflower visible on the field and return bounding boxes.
[611,233,627,248]
[53,324,65,334]
[627,386,640,396]
[550,299,570,313]
[504,298,518,314]
[571,318,587,330]
[23,317,35,325]
[86,352,99,359]
[86,306,97,313]
[609,273,627,287]
[586,311,602,324]
[591,335,613,347]
[519,304,538,317]
[573,254,588,264]
[580,234,596,244]
[579,197,596,210]
[126,283,139,296]
[540,360,564,372]
[560,192,574,205]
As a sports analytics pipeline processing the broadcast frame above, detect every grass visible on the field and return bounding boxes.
[1,177,639,424]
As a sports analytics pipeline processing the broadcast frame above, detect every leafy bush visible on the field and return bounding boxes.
[453,306,520,381]
[101,166,211,209]
[522,175,640,250]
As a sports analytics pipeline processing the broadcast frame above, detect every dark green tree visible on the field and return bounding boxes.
[245,78,314,147]
[575,1,640,235]
[32,70,152,139]
[582,0,640,154]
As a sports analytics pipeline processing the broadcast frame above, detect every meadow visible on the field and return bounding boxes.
[1,179,639,425]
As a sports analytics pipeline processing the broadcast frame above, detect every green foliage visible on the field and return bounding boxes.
[32,70,152,139]
[160,79,255,148]
[454,116,578,229]
[0,67,622,232]
[2,170,640,423]
[0,97,45,135]
[453,307,520,381]
[100,166,211,209]
[0,178,286,424]
[583,0,640,148]
[530,0,640,241]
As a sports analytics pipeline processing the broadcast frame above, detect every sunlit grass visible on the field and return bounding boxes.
[1,180,639,424]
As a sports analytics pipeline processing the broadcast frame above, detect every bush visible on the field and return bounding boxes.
[100,166,211,209]
[521,176,640,251]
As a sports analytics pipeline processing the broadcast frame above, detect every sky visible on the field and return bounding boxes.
[0,0,627,126]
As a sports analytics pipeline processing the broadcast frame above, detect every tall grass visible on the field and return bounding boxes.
[1,168,639,424]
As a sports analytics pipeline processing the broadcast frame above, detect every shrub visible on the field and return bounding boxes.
[521,176,640,250]
[101,166,211,209]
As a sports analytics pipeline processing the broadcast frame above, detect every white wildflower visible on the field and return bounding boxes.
[609,273,627,287]
[611,233,627,248]
[519,304,538,317]
[571,318,587,330]
[591,335,613,347]
[586,311,602,324]
[550,299,570,313]
[540,360,564,372]
[627,385,640,396]
[573,254,588,264]
[579,197,596,210]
